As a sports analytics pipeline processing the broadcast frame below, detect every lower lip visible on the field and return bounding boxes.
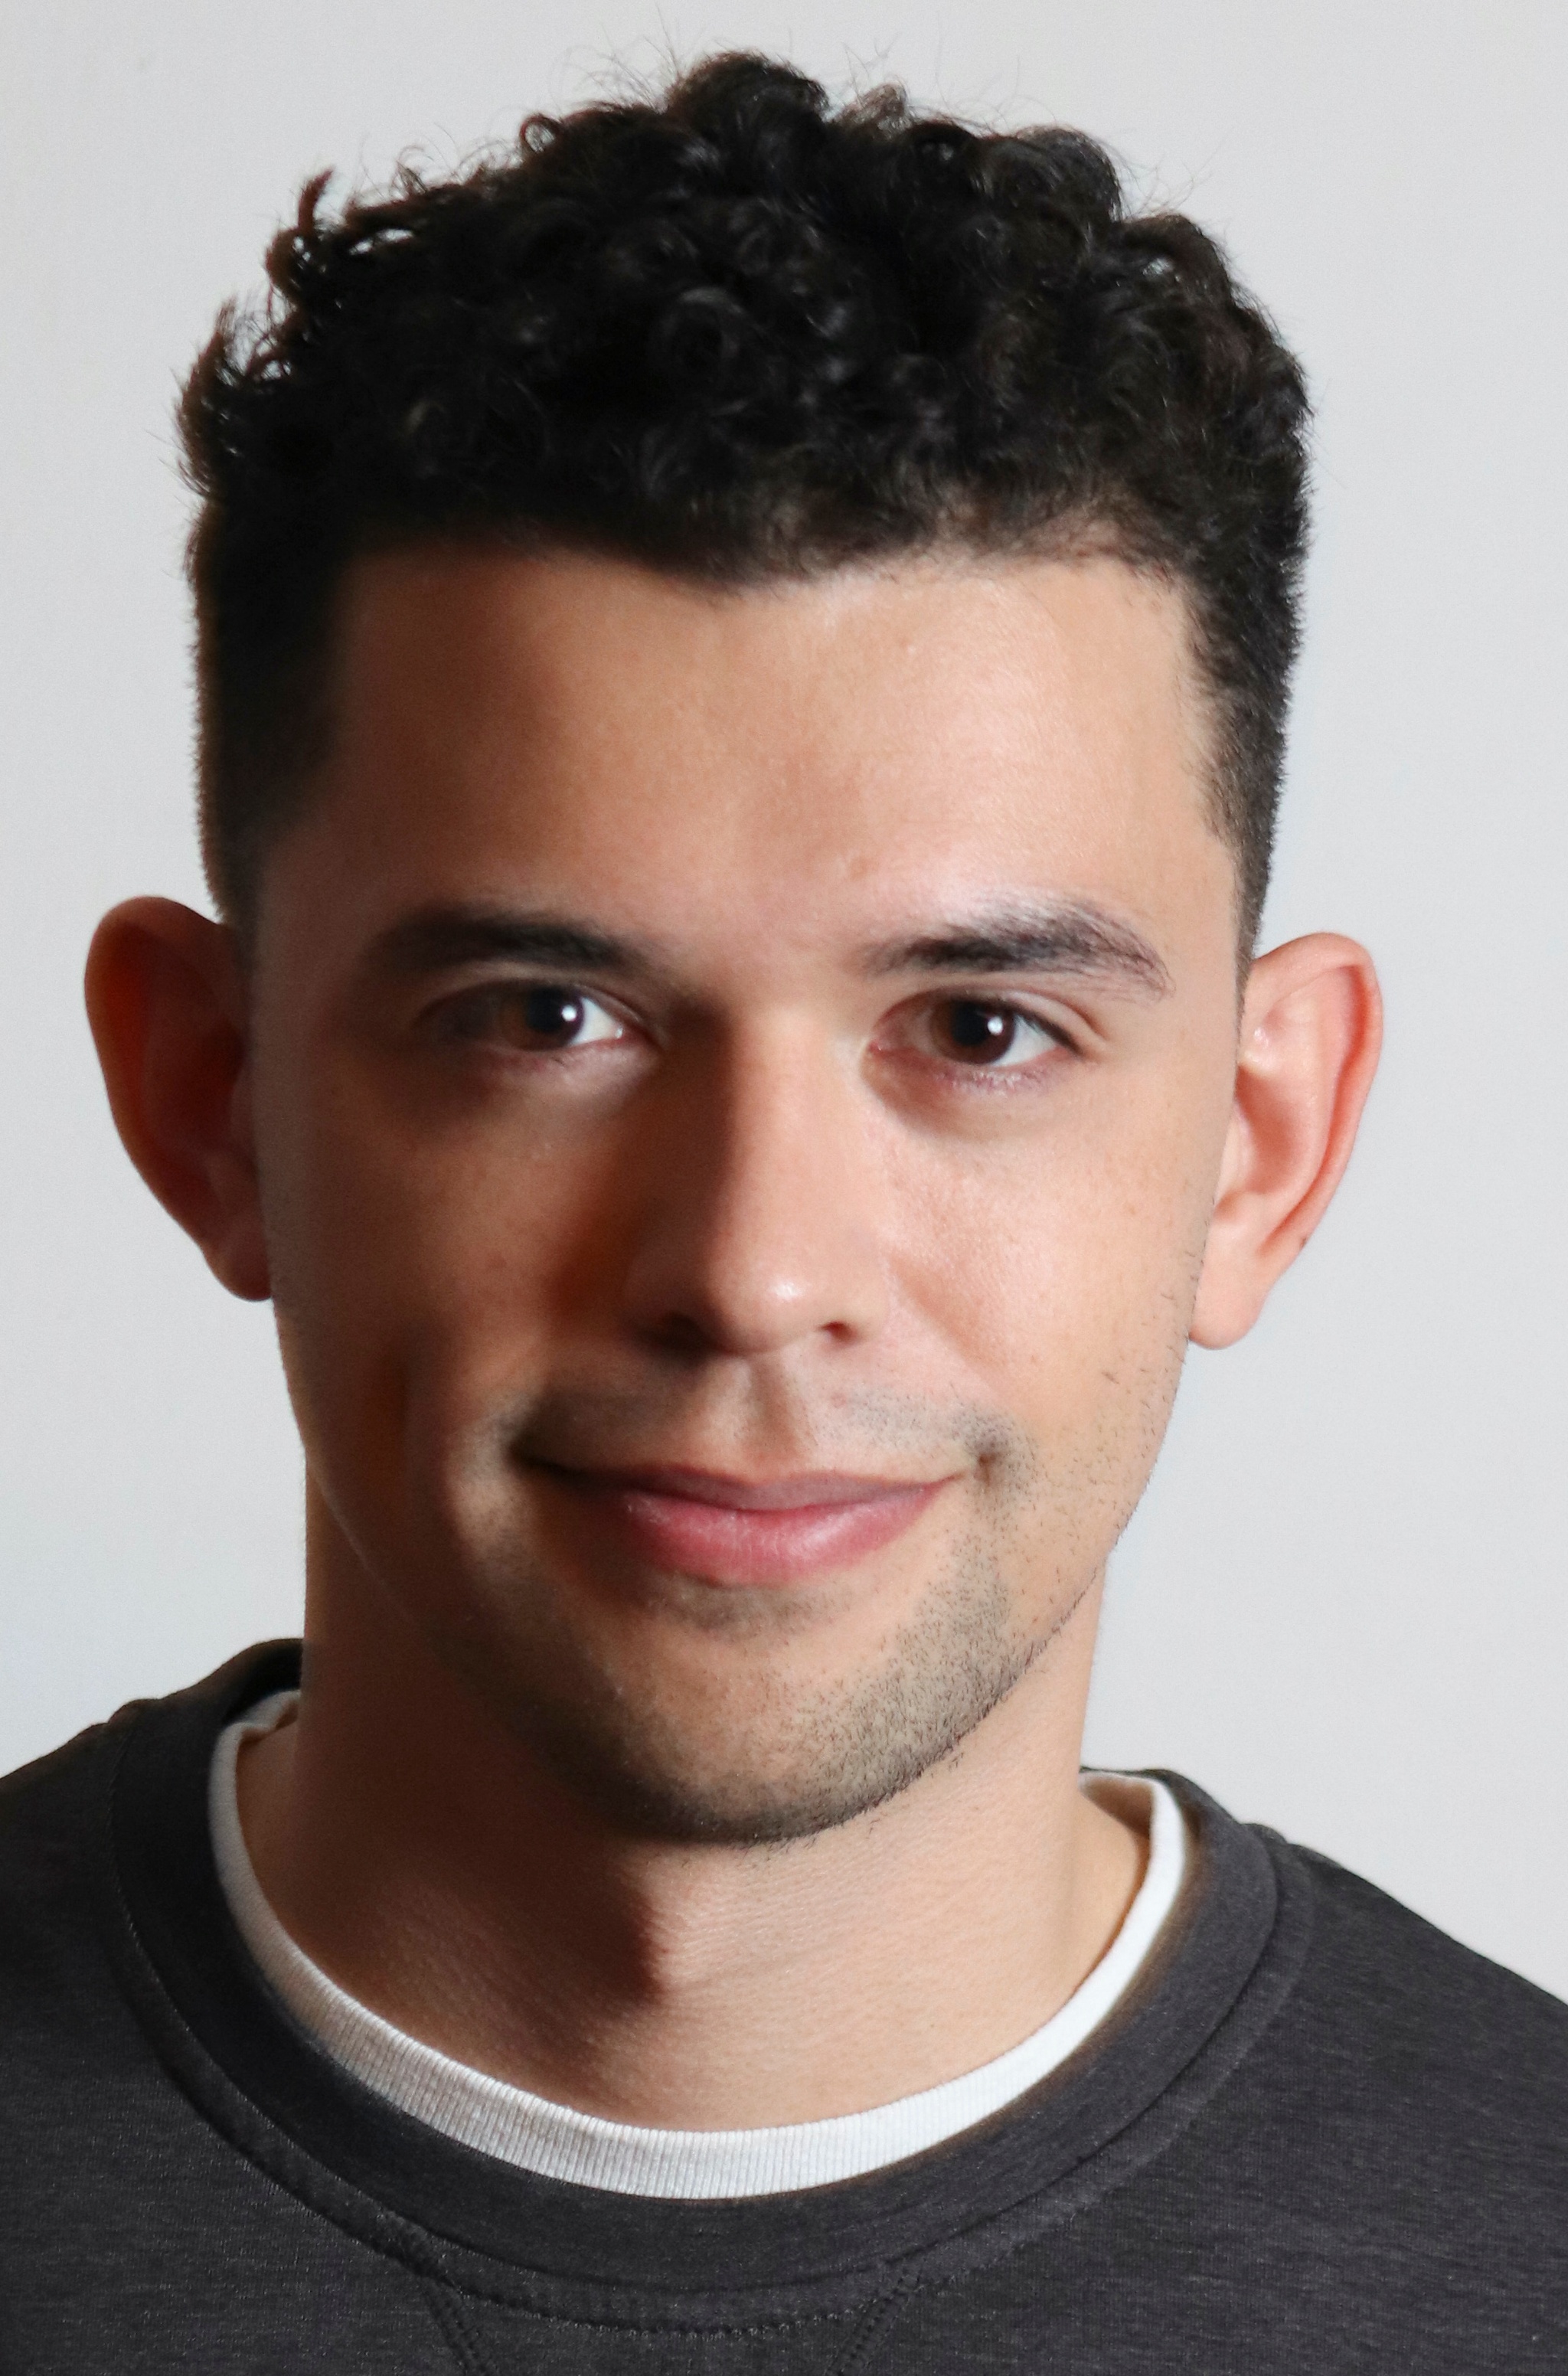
[540,1474,947,1587]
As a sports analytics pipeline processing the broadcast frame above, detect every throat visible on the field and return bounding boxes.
[227,1678,1161,2142]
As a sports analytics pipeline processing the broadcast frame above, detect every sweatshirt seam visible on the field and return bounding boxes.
[99,1896,1273,2338]
[419,2276,494,2374]
[396,1838,1319,2340]
[844,1854,1316,2332]
[92,1763,885,2339]
[415,2281,870,2342]
[90,1691,1310,2336]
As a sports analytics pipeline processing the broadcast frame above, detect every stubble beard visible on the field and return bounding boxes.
[433,1498,1096,1848]
[420,1376,1158,1848]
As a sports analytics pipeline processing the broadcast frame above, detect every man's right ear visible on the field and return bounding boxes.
[84,898,270,1302]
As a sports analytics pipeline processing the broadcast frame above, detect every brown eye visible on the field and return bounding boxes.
[498,988,590,1048]
[932,999,1027,1064]
[445,984,626,1051]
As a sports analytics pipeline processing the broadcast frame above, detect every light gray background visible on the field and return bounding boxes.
[4,3,1564,1994]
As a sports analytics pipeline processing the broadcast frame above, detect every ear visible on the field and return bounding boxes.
[84,897,270,1302]
[1191,933,1382,1349]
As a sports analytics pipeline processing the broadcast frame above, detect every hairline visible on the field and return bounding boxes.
[211,519,1253,978]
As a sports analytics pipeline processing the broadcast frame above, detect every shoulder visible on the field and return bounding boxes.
[1108,1793,1568,2342]
[0,1708,129,1931]
[1161,1776,1568,2129]
[1231,1828,1568,2218]
[1289,1838,1568,2085]
[0,1704,154,2133]
[0,1652,304,2213]
[0,1647,297,2040]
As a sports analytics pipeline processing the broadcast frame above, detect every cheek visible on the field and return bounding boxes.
[256,1054,600,1515]
[894,1090,1219,1469]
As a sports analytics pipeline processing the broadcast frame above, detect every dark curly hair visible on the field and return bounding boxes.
[179,53,1310,946]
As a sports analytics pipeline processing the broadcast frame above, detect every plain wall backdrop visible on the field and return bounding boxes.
[4,2,1565,1995]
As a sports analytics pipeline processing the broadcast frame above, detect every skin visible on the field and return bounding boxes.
[86,547,1380,2127]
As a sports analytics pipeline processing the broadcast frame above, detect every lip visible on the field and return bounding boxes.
[533,1463,951,1587]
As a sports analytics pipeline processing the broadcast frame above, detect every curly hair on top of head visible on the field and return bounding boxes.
[179,51,1310,945]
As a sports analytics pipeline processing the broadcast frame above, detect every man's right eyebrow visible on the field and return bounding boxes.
[366,907,662,979]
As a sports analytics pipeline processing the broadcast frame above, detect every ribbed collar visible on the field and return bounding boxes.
[95,1643,1312,2327]
[207,1687,1189,2198]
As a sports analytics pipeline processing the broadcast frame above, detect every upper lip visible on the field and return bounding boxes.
[534,1463,946,1512]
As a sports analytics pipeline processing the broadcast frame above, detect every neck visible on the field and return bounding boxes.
[237,1505,1144,2130]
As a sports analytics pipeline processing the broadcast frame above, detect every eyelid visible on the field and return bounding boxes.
[424,966,611,1005]
[878,988,1083,1054]
[422,975,643,1046]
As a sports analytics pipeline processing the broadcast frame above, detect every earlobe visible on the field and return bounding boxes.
[84,897,271,1302]
[1190,933,1382,1350]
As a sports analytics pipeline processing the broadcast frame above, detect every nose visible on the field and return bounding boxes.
[619,1023,890,1358]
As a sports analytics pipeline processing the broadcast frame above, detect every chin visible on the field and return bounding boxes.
[432,1545,1044,1845]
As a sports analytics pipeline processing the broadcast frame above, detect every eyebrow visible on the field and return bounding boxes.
[365,897,1171,999]
[367,907,665,980]
[864,904,1172,997]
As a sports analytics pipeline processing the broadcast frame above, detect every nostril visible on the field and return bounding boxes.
[641,1308,724,1358]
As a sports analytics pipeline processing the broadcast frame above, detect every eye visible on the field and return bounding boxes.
[925,998,1063,1069]
[439,983,629,1054]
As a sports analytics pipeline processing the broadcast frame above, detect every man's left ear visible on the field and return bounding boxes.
[1191,933,1383,1350]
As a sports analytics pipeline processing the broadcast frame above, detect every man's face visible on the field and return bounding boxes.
[249,548,1241,1838]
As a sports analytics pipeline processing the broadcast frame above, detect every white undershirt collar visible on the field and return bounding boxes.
[210,1691,1187,2198]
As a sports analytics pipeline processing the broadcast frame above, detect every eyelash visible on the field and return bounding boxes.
[885,997,1073,1074]
[428,982,626,1041]
[427,982,1079,1077]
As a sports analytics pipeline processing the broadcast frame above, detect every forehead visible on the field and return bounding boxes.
[275,544,1230,969]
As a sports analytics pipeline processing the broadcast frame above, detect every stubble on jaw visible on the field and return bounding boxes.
[416,1379,1161,1848]
[432,1531,1060,1847]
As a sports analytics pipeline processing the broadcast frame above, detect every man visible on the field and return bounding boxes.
[2,51,1563,2371]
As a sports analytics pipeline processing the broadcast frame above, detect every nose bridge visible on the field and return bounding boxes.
[621,1012,889,1357]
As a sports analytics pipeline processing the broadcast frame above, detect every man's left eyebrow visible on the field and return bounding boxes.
[864,904,1173,998]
